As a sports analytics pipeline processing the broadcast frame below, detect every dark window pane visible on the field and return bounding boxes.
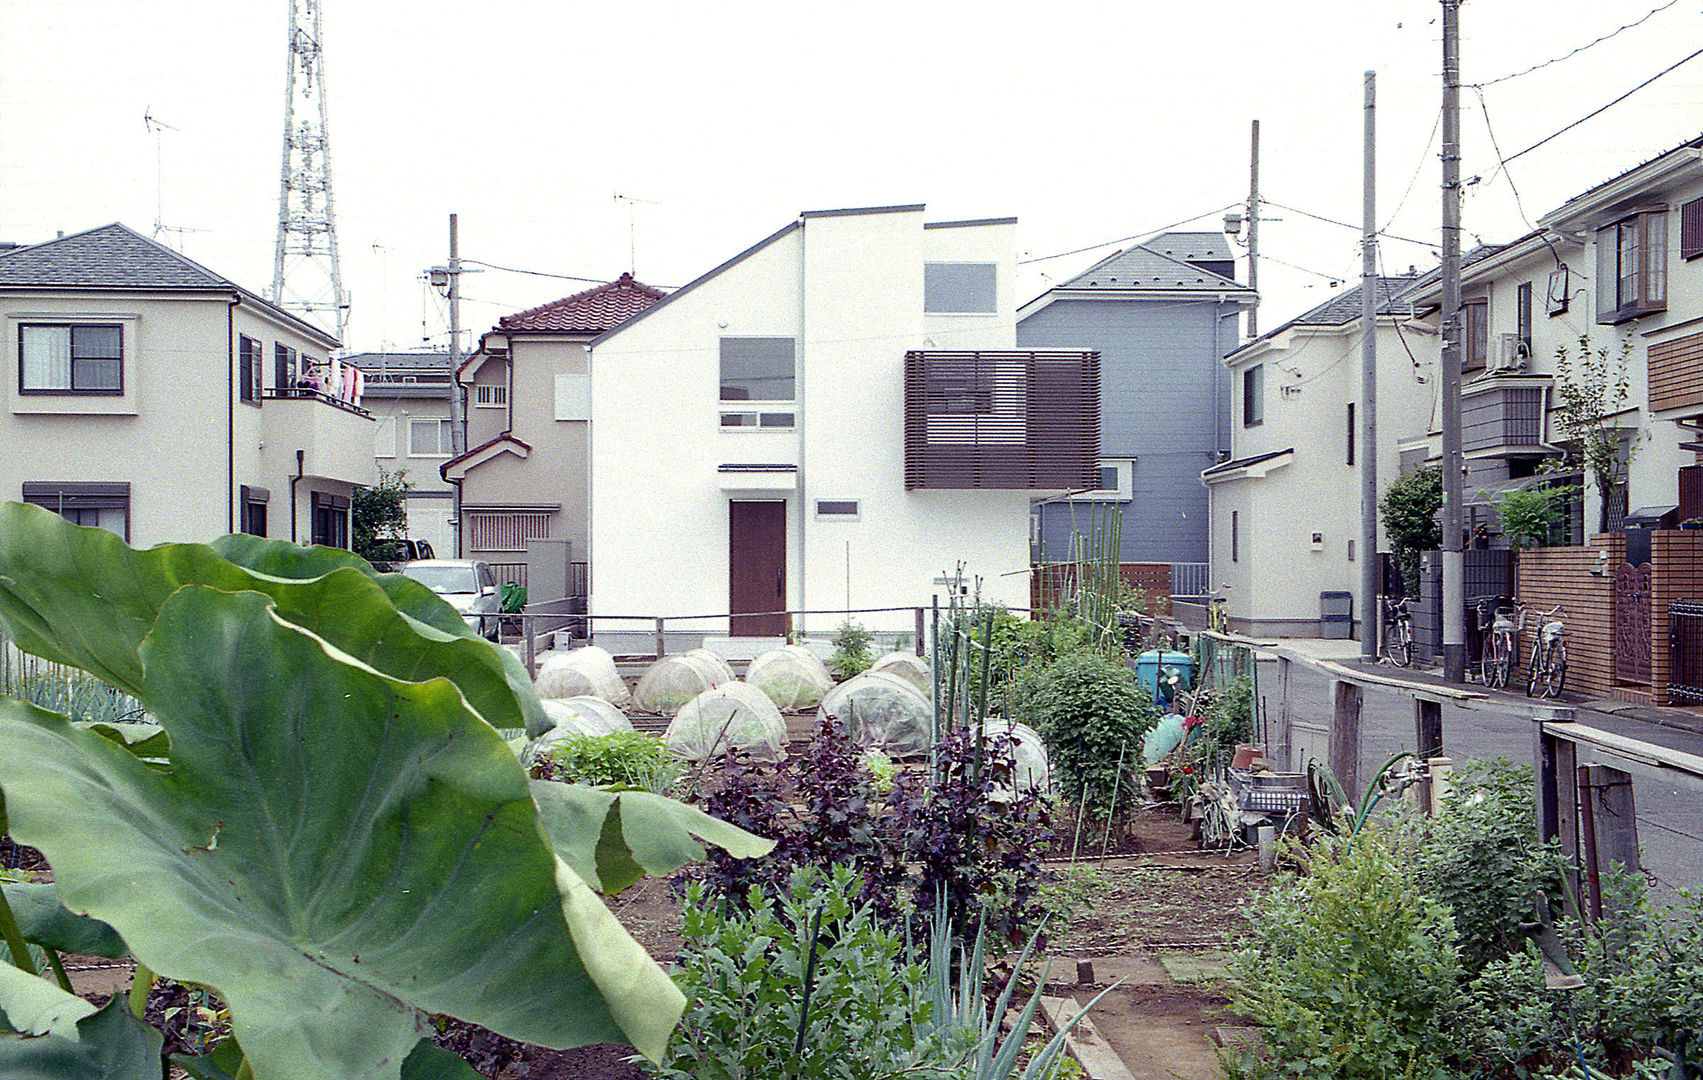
[71,325,121,358]
[74,358,121,391]
[758,412,794,428]
[1098,465,1119,490]
[816,500,858,517]
[924,262,997,314]
[720,338,795,401]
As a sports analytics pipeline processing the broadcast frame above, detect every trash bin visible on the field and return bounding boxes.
[1320,591,1353,639]
[1135,649,1195,704]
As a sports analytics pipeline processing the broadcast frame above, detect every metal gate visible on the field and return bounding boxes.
[1672,600,1703,704]
[1615,560,1653,685]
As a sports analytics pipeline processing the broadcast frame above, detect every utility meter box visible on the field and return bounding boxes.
[1320,591,1353,638]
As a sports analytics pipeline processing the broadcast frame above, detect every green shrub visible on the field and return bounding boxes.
[1026,650,1154,815]
[830,619,875,680]
[542,731,676,790]
[1227,831,1460,1080]
[1495,483,1578,550]
[1197,676,1254,758]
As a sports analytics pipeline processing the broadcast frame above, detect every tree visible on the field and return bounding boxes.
[1380,466,1442,596]
[352,467,410,562]
[1553,334,1635,533]
[1496,483,1578,550]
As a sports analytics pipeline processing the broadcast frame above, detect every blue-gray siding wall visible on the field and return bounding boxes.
[1018,298,1236,564]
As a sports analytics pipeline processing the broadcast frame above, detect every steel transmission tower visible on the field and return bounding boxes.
[271,0,347,340]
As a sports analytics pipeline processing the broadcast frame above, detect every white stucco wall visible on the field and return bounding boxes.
[590,209,1032,636]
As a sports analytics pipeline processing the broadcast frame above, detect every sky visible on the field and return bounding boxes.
[4,0,1703,354]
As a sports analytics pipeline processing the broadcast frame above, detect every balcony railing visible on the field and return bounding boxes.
[903,349,1100,491]
[263,386,372,418]
[1461,379,1546,456]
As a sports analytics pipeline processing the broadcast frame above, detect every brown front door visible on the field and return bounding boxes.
[729,501,788,637]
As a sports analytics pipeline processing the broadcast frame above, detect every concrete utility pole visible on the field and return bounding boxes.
[446,214,465,556]
[1440,0,1467,682]
[1248,120,1261,338]
[1360,71,1380,663]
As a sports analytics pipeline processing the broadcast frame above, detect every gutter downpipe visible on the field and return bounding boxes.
[795,218,808,642]
[227,296,239,534]
[291,450,305,543]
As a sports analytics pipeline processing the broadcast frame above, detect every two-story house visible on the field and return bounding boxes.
[0,223,373,547]
[1203,275,1428,636]
[1018,233,1255,576]
[587,204,1100,648]
[440,274,666,587]
[344,351,457,555]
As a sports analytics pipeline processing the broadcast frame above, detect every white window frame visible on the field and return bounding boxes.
[408,417,454,458]
[554,374,590,421]
[1067,459,1134,502]
[474,383,508,408]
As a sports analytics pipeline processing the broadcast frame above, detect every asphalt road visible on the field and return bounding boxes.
[1260,658,1702,910]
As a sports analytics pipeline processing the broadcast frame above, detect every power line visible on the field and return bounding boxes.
[1383,107,1442,234]
[1263,200,1438,249]
[1017,203,1241,265]
[1502,44,1703,165]
[1472,0,1681,88]
[461,258,612,285]
[1471,87,1569,272]
[1260,251,1351,284]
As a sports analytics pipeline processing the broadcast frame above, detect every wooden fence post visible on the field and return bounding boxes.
[654,617,666,660]
[914,607,926,656]
[1273,657,1292,772]
[1579,763,1640,923]
[1330,680,1363,801]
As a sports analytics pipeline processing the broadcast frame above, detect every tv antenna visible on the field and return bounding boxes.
[143,109,204,249]
[613,192,659,275]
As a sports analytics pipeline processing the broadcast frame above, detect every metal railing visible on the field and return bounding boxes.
[1671,599,1703,704]
[260,386,372,418]
[1170,562,1210,599]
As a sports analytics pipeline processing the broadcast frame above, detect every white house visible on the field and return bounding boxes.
[1203,275,1431,636]
[0,224,373,548]
[586,204,1100,647]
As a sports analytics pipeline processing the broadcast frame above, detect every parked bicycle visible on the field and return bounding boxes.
[1381,595,1413,667]
[1207,585,1231,634]
[1525,604,1567,699]
[1479,598,1527,690]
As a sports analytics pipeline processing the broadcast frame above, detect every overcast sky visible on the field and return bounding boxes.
[4,0,1702,353]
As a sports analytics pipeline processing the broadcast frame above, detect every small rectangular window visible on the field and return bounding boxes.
[1683,197,1703,260]
[924,262,998,314]
[1462,298,1489,370]
[22,482,130,541]
[1596,207,1669,323]
[720,338,796,402]
[720,411,794,429]
[274,342,297,390]
[1516,282,1533,352]
[1346,402,1355,466]
[240,485,270,537]
[1231,510,1239,563]
[238,335,264,403]
[815,500,860,520]
[1242,365,1264,427]
[1347,539,1355,562]
[408,417,453,456]
[474,383,507,407]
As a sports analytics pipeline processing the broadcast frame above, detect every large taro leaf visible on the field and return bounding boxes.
[0,959,95,1038]
[0,992,164,1078]
[530,781,775,895]
[176,1038,482,1080]
[0,501,546,735]
[0,586,683,1080]
[2,881,128,958]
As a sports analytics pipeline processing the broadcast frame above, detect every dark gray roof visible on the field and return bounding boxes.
[1247,274,1423,347]
[1201,447,1293,478]
[344,351,452,372]
[1141,231,1235,264]
[0,223,336,345]
[1057,233,1245,293]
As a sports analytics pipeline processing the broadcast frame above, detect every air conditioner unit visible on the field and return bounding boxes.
[1491,333,1529,373]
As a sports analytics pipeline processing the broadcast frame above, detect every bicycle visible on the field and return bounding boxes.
[1525,604,1566,699]
[1479,599,1527,690]
[1207,585,1230,634]
[1381,596,1413,667]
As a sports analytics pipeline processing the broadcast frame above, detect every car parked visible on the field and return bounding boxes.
[365,538,436,572]
[399,559,501,639]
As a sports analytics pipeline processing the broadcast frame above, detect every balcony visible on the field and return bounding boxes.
[262,388,376,485]
[1650,330,1703,420]
[1461,376,1550,458]
[903,349,1099,491]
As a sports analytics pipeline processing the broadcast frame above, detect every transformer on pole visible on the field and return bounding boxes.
[271,0,348,342]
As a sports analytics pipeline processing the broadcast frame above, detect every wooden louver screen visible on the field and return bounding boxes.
[1683,197,1703,261]
[468,512,552,552]
[903,349,1100,490]
[1650,330,1703,416]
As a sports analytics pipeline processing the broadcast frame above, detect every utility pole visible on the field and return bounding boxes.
[445,214,465,556]
[1440,0,1467,682]
[1248,120,1261,338]
[1360,70,1379,663]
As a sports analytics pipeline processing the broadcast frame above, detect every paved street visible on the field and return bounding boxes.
[1258,653,1703,909]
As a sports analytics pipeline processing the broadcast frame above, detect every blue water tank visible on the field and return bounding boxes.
[1134,649,1194,701]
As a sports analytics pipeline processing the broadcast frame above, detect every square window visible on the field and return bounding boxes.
[720,338,796,402]
[924,262,997,314]
[409,417,453,456]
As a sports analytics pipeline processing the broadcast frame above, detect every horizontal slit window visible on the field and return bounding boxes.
[815,500,859,519]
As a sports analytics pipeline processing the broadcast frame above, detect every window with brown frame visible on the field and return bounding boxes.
[1516,281,1533,354]
[1596,207,1668,324]
[22,482,129,540]
[1462,298,1489,371]
[1346,402,1355,466]
[274,342,296,390]
[1681,197,1703,261]
[19,324,123,394]
[1242,365,1264,427]
[238,336,263,403]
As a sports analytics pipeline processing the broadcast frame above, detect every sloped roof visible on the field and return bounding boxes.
[498,272,667,334]
[344,351,451,372]
[1058,232,1245,292]
[0,222,336,344]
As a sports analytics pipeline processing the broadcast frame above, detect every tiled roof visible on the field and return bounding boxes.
[498,273,667,333]
[1058,233,1245,292]
[344,351,452,371]
[1287,274,1422,327]
[0,222,233,289]
[0,222,336,344]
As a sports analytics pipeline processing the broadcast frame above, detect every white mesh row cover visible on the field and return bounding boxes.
[977,719,1051,795]
[868,651,930,695]
[682,647,736,686]
[633,652,730,714]
[819,670,935,757]
[522,698,637,767]
[745,645,834,710]
[664,682,789,762]
[534,645,630,707]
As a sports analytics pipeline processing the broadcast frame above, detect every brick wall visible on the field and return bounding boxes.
[1515,534,1622,699]
[1031,562,1173,616]
[1653,530,1703,705]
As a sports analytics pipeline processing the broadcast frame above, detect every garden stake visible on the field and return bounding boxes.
[1098,740,1129,864]
[44,946,73,993]
[791,903,826,1062]
[129,960,155,1019]
[1066,781,1090,871]
[972,607,993,783]
[0,884,37,974]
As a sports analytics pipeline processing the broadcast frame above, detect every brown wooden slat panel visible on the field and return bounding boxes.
[904,349,1100,490]
[1650,331,1703,413]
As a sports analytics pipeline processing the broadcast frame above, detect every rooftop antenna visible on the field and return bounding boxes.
[613,192,658,275]
[143,109,206,250]
[271,0,348,340]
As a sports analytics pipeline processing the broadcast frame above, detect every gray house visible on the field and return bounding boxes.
[1017,233,1255,571]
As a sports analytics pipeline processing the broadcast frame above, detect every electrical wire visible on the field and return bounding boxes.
[1502,44,1703,166]
[1263,199,1438,250]
[1471,87,1571,275]
[1259,251,1350,284]
[1472,0,1681,88]
[1018,203,1242,265]
[1383,108,1442,235]
[460,258,619,285]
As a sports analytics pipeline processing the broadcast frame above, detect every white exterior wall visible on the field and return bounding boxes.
[590,209,1031,637]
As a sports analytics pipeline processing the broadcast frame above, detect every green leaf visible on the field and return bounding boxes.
[79,722,169,760]
[1,882,128,959]
[0,585,683,1080]
[530,782,774,895]
[0,994,164,1078]
[399,1038,486,1080]
[0,502,545,735]
[172,1038,245,1080]
[0,959,95,1038]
